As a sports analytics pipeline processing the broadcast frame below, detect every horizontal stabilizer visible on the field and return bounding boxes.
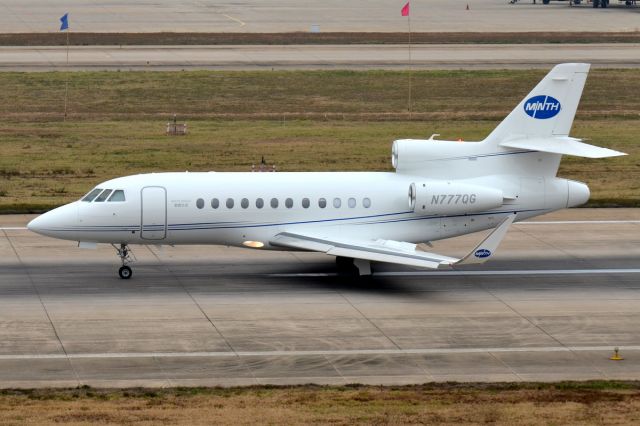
[500,137,626,158]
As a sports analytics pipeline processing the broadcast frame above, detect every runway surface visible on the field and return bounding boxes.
[1,43,639,71]
[0,208,639,388]
[1,0,638,33]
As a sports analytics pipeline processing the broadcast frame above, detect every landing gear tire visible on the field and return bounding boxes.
[118,265,133,280]
[113,243,135,279]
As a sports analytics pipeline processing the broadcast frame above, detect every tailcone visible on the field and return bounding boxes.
[567,180,590,207]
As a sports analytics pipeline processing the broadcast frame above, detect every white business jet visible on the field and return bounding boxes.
[28,63,625,279]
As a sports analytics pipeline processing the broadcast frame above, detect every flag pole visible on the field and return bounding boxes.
[407,11,412,120]
[63,28,69,122]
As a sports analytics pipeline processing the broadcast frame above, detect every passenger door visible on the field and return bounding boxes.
[141,186,167,240]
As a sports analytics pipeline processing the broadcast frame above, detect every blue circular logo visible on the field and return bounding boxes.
[523,95,561,119]
[474,249,492,258]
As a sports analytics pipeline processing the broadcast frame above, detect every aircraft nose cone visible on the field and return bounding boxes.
[27,211,58,236]
[27,215,44,233]
[27,203,78,238]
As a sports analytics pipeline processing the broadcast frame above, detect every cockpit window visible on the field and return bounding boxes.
[81,188,103,202]
[94,189,113,202]
[108,190,126,202]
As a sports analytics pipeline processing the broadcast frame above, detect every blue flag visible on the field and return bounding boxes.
[59,13,69,31]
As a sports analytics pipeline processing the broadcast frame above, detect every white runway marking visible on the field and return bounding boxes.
[519,220,640,225]
[222,13,246,27]
[270,269,640,278]
[1,346,639,360]
[0,227,27,230]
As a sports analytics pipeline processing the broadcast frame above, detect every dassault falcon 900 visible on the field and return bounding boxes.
[28,63,625,279]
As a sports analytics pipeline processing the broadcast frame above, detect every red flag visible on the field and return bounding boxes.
[401,1,410,17]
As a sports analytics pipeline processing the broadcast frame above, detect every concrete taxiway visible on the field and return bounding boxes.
[0,0,638,33]
[0,208,639,388]
[1,43,639,71]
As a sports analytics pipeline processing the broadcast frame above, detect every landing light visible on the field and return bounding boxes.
[243,241,265,249]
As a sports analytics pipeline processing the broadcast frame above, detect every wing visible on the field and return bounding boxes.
[269,213,515,269]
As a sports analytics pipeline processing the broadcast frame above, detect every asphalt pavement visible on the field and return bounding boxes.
[0,209,638,387]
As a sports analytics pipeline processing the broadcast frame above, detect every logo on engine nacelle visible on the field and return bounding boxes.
[474,248,492,258]
[523,95,561,119]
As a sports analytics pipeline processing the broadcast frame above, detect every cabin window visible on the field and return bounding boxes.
[302,198,310,208]
[363,197,371,208]
[108,190,126,202]
[285,198,293,209]
[94,189,113,202]
[270,198,279,208]
[196,198,205,209]
[318,198,327,208]
[226,198,234,209]
[241,198,249,209]
[256,198,264,209]
[81,188,102,202]
[211,198,219,209]
[348,197,356,208]
[333,198,341,208]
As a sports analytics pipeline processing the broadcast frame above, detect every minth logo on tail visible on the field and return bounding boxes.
[523,95,561,119]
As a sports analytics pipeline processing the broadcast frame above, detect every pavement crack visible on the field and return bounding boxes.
[488,351,524,382]
[472,275,575,357]
[2,229,81,386]
[335,286,403,351]
[145,245,239,357]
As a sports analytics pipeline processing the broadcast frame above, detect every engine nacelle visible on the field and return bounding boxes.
[408,181,504,215]
[392,139,475,172]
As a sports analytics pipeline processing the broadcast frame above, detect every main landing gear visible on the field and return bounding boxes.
[112,243,134,279]
[336,256,372,276]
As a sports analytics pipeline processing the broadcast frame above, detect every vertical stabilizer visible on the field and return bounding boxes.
[484,63,590,144]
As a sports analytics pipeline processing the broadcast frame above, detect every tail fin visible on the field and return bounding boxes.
[484,63,625,158]
[486,63,589,142]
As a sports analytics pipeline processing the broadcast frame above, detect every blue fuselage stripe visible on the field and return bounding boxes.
[40,208,545,233]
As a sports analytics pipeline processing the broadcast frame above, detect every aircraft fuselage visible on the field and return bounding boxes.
[28,171,587,248]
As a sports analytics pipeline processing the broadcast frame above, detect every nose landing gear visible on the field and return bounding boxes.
[119,265,132,279]
[112,243,134,279]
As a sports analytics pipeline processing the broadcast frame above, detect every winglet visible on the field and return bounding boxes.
[453,213,515,266]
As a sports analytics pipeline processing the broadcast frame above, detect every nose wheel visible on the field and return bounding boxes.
[118,265,132,279]
[112,243,135,279]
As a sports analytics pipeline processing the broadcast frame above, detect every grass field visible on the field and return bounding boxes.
[1,382,639,425]
[0,69,637,212]
[1,31,640,46]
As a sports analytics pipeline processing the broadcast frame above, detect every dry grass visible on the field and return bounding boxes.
[1,69,637,121]
[0,382,639,425]
[0,119,636,212]
[0,69,636,212]
[0,31,639,46]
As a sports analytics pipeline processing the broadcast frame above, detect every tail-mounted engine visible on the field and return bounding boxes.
[408,181,504,215]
